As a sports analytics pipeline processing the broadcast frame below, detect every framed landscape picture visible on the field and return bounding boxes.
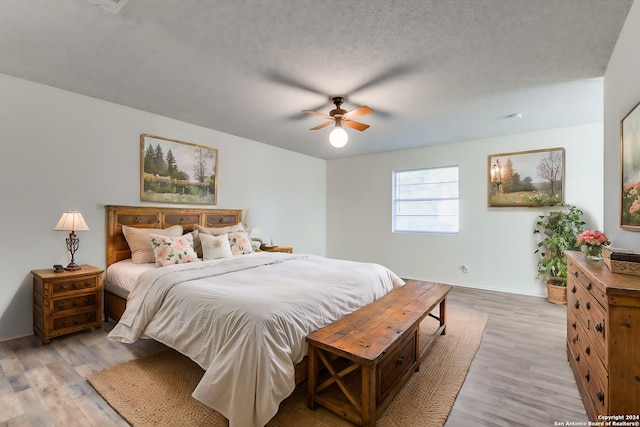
[140,134,218,205]
[621,101,640,230]
[488,147,565,207]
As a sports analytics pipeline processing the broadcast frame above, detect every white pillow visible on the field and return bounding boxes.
[149,233,199,267]
[122,225,183,264]
[200,233,233,260]
[195,223,244,236]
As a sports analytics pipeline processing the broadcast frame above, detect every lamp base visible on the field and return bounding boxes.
[64,262,82,271]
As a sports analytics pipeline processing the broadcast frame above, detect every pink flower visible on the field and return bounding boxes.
[577,230,610,246]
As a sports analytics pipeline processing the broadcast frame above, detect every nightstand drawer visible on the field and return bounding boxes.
[51,310,98,332]
[51,293,98,314]
[50,276,98,294]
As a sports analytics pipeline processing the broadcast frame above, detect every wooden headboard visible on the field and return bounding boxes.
[106,205,243,266]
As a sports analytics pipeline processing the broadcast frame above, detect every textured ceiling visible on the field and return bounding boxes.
[0,0,633,159]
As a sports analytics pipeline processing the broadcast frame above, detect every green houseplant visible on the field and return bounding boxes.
[533,205,585,303]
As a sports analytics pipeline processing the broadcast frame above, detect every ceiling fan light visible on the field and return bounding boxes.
[329,127,348,148]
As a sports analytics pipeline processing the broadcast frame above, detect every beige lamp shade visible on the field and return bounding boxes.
[54,211,90,232]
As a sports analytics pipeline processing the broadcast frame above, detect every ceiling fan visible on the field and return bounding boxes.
[302,97,374,148]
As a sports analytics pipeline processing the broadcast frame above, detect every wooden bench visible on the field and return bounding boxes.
[306,280,452,426]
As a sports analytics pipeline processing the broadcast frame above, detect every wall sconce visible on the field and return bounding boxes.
[54,211,90,271]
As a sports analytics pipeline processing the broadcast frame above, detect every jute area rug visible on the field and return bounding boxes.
[87,308,487,427]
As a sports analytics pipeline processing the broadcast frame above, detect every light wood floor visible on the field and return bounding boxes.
[0,285,587,426]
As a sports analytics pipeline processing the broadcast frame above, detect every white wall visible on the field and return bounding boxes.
[604,0,640,250]
[0,73,326,341]
[327,123,604,297]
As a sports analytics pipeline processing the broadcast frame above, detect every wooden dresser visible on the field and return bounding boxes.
[32,265,103,344]
[565,251,640,419]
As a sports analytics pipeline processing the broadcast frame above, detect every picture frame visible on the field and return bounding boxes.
[488,147,565,207]
[621,101,640,230]
[140,134,218,205]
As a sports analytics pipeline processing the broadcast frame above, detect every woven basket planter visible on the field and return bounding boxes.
[546,281,567,305]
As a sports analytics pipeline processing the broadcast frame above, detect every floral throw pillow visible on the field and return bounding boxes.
[150,233,199,267]
[228,231,253,256]
[200,233,233,260]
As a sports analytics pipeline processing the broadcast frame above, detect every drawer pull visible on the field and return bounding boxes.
[574,301,580,309]
[587,282,592,290]
[73,318,79,325]
[572,334,579,344]
[219,217,224,223]
[72,282,79,289]
[85,297,90,303]
[572,321,577,329]
[585,371,590,382]
[57,302,65,309]
[597,391,604,403]
[595,323,603,333]
[586,301,591,310]
[85,281,91,287]
[585,346,590,355]
[395,356,405,367]
[571,285,577,294]
[72,299,78,306]
[576,354,581,362]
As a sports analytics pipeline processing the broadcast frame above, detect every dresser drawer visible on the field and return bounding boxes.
[378,329,417,401]
[568,261,606,308]
[567,319,588,370]
[49,276,98,295]
[50,293,98,314]
[51,310,98,333]
[570,279,607,368]
[582,352,608,416]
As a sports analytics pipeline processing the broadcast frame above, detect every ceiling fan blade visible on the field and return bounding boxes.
[349,64,417,94]
[266,70,326,96]
[302,110,333,120]
[343,120,370,131]
[310,121,334,131]
[343,105,374,119]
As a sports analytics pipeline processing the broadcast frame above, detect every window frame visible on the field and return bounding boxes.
[392,165,460,234]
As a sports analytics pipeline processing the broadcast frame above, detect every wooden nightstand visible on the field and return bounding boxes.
[261,245,293,253]
[32,265,103,345]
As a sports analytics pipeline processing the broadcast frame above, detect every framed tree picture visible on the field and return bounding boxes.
[140,134,218,205]
[621,101,640,230]
[488,147,565,207]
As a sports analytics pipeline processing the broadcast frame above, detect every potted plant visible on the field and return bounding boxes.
[533,205,585,304]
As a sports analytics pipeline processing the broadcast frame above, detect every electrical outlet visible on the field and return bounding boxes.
[462,265,469,273]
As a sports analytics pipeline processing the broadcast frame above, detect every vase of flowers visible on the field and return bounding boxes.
[577,230,610,260]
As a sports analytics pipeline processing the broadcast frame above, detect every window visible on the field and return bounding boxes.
[392,166,459,233]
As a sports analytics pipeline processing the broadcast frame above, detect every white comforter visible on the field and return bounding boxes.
[108,252,404,427]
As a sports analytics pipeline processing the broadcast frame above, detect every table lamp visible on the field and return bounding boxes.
[54,210,90,271]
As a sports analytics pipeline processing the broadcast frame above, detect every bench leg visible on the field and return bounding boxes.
[306,345,319,410]
[361,364,376,427]
[439,297,447,335]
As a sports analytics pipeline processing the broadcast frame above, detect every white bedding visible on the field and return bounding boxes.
[104,259,155,298]
[108,252,404,427]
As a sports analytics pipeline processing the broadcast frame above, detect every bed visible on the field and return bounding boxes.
[103,205,404,427]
